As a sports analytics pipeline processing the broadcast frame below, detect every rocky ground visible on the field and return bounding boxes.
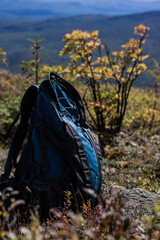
[102,130,160,192]
[1,128,160,220]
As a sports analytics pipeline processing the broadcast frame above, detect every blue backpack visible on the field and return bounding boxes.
[1,72,102,218]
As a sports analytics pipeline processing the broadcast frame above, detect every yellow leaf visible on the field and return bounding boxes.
[3,211,8,218]
[127,67,133,73]
[88,40,94,47]
[112,51,118,56]
[0,232,6,238]
[142,54,150,61]
[119,50,125,58]
[121,77,126,83]
[137,63,147,71]
[91,30,99,38]
[134,24,150,36]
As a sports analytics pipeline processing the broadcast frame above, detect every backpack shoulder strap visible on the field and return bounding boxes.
[1,113,20,142]
[2,85,39,179]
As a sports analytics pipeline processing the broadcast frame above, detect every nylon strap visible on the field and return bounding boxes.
[4,120,29,179]
[2,85,38,179]
[1,113,20,143]
[64,120,92,190]
[85,128,102,193]
[15,133,32,178]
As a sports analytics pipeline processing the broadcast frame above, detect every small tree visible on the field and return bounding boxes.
[147,58,160,130]
[0,47,7,65]
[60,24,150,134]
[21,36,44,85]
[148,58,160,89]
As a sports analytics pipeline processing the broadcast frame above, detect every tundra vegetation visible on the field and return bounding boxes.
[0,24,160,239]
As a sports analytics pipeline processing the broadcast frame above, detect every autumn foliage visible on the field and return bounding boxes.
[59,24,150,135]
[0,47,7,65]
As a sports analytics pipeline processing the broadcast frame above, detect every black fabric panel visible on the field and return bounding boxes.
[39,128,48,176]
[32,118,49,176]
[46,128,64,150]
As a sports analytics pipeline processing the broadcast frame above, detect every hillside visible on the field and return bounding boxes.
[1,0,160,19]
[0,11,160,86]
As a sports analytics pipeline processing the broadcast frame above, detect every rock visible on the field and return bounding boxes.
[111,185,160,219]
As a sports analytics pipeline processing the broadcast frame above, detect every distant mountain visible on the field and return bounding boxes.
[0,0,113,20]
[0,1,85,20]
[0,0,160,20]
[0,11,160,87]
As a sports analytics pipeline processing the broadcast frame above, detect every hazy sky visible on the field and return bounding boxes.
[23,0,160,2]
[29,0,160,8]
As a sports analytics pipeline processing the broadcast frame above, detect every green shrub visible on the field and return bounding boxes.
[0,94,21,137]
